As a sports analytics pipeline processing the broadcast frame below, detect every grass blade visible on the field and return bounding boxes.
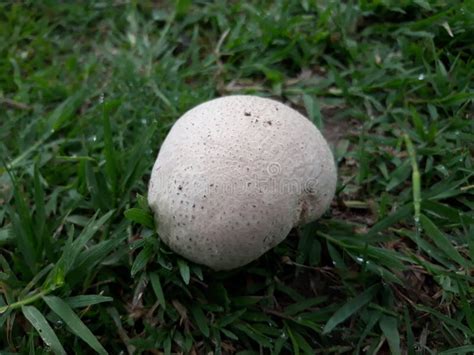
[439,345,474,355]
[47,89,87,132]
[292,329,313,355]
[65,295,113,309]
[284,297,328,316]
[124,208,154,229]
[379,315,401,355]
[22,305,66,355]
[67,210,114,270]
[8,206,36,273]
[149,272,166,309]
[5,167,37,269]
[102,100,119,201]
[191,304,210,337]
[284,322,299,355]
[467,226,474,263]
[85,161,112,211]
[43,296,107,355]
[233,323,272,348]
[404,308,415,355]
[303,94,323,129]
[366,204,413,237]
[34,164,46,246]
[130,244,153,277]
[403,134,421,223]
[415,304,473,336]
[355,311,381,353]
[178,259,190,285]
[323,285,379,334]
[420,214,468,267]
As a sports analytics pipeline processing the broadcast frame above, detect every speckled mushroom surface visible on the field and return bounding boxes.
[148,95,337,270]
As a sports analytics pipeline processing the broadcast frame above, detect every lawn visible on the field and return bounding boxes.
[1,1,473,354]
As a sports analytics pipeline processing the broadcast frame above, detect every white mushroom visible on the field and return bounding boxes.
[148,95,336,270]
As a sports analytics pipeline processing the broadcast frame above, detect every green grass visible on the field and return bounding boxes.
[0,0,473,354]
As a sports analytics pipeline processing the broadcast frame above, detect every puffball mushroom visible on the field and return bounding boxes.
[148,95,336,270]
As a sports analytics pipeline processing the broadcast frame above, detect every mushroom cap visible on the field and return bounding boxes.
[148,95,336,270]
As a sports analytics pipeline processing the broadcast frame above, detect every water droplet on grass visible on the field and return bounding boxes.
[414,216,423,234]
[437,164,449,176]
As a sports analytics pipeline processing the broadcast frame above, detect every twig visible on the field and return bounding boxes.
[0,98,32,111]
